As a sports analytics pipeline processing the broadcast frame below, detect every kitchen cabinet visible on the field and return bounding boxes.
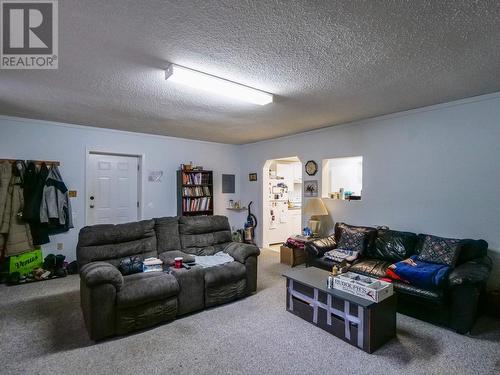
[288,209,302,235]
[293,163,302,183]
[276,163,294,192]
[268,207,302,245]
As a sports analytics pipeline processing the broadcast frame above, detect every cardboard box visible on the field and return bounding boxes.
[143,257,163,272]
[280,245,306,267]
[333,272,393,303]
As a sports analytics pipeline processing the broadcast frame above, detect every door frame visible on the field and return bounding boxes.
[85,149,144,226]
[262,156,302,249]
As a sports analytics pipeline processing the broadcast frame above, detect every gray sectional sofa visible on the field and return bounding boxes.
[76,215,260,340]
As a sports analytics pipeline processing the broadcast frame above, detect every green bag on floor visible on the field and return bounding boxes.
[9,249,43,276]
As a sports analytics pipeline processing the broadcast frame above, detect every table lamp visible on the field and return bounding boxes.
[303,197,328,237]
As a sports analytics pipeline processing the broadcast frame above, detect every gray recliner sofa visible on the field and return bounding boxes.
[76,215,260,340]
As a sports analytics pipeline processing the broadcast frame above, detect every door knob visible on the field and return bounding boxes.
[89,195,95,208]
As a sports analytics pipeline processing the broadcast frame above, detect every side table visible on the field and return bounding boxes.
[280,235,313,267]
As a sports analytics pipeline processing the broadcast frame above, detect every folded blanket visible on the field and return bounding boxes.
[194,251,234,268]
[324,248,359,263]
[284,237,307,249]
[388,255,450,289]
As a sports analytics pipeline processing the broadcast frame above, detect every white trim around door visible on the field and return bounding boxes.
[85,149,144,226]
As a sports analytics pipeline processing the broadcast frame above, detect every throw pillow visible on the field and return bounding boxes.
[416,234,461,267]
[336,226,367,253]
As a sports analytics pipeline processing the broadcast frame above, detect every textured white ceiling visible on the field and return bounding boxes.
[2,0,500,144]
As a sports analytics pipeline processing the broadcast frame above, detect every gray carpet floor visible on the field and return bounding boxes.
[1,249,499,375]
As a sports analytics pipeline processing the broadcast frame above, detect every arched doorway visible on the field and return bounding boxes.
[262,156,302,249]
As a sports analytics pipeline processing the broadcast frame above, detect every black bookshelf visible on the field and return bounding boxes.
[177,170,214,216]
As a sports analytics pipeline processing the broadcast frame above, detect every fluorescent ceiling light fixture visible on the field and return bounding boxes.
[165,64,273,105]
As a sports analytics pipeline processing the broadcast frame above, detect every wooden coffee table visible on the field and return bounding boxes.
[282,267,396,353]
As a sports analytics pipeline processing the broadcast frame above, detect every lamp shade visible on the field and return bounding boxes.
[304,198,328,216]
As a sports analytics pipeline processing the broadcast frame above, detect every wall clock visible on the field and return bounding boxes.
[305,160,318,176]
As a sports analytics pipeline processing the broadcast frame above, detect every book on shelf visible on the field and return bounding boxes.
[182,172,211,185]
[182,197,211,212]
[182,186,211,197]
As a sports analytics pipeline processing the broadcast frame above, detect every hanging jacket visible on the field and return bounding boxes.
[23,162,50,245]
[22,162,38,221]
[0,162,13,251]
[1,162,34,256]
[40,166,73,234]
[0,162,12,232]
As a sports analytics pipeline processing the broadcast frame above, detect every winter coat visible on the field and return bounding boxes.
[40,166,73,233]
[0,162,12,252]
[0,162,12,234]
[0,163,34,256]
[23,162,49,245]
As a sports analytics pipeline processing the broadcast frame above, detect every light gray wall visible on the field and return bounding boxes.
[1,92,499,287]
[0,116,245,261]
[239,93,500,288]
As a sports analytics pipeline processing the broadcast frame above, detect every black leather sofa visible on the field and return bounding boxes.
[305,222,492,334]
[76,215,260,340]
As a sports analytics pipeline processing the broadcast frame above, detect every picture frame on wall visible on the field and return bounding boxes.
[249,173,257,181]
[304,180,318,197]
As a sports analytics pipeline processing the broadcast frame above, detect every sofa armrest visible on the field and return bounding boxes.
[80,261,124,291]
[305,236,337,257]
[448,256,492,287]
[224,242,260,264]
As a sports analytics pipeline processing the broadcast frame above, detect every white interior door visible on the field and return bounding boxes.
[87,153,139,225]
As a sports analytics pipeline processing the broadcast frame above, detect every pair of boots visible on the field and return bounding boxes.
[43,254,67,278]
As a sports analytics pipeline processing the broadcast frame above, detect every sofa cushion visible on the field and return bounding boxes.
[392,281,443,302]
[416,234,461,267]
[456,239,488,265]
[335,222,377,254]
[116,272,179,309]
[372,229,418,262]
[78,237,157,268]
[183,243,231,256]
[158,250,195,265]
[306,236,337,257]
[154,217,181,253]
[179,216,232,255]
[448,256,492,287]
[349,259,392,278]
[179,215,230,235]
[308,255,339,271]
[204,261,246,287]
[78,219,155,247]
[77,219,157,268]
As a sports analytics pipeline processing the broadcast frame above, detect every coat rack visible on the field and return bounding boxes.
[0,159,60,166]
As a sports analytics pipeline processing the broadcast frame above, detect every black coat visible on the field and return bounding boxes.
[23,162,49,245]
